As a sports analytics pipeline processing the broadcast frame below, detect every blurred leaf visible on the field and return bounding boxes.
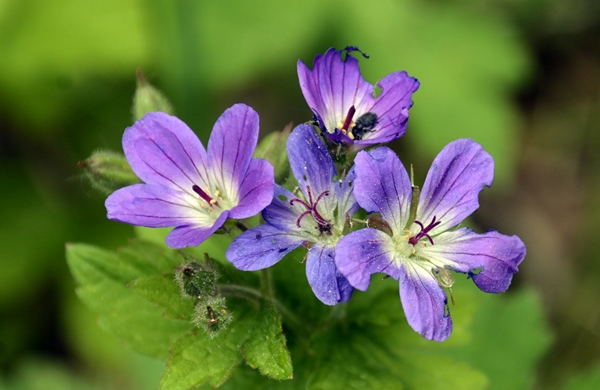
[66,243,191,359]
[128,274,194,320]
[561,363,600,390]
[0,0,148,130]
[338,0,531,186]
[160,299,292,389]
[451,289,553,390]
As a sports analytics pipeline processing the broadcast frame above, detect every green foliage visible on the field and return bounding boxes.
[66,243,192,359]
[561,363,600,390]
[451,289,554,390]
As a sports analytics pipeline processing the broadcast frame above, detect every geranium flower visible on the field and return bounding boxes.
[226,124,358,305]
[297,47,420,149]
[105,104,274,249]
[335,139,526,341]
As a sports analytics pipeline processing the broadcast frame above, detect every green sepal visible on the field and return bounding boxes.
[132,69,174,121]
[78,150,140,195]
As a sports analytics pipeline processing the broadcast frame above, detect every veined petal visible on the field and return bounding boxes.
[287,124,337,211]
[166,211,229,249]
[262,185,304,232]
[354,147,411,234]
[420,228,525,293]
[306,243,354,305]
[418,139,494,233]
[354,71,419,146]
[123,112,208,192]
[335,166,359,219]
[207,104,259,198]
[399,263,453,342]
[106,184,208,227]
[226,225,303,271]
[298,48,373,133]
[229,158,274,219]
[335,228,401,291]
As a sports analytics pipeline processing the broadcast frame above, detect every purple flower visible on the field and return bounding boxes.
[335,139,525,341]
[226,124,358,305]
[105,104,274,249]
[297,47,420,149]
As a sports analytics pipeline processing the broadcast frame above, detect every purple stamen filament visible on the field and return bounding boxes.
[192,184,219,207]
[290,185,331,231]
[408,216,441,246]
[341,105,356,132]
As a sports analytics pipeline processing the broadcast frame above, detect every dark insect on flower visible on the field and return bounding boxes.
[351,112,378,140]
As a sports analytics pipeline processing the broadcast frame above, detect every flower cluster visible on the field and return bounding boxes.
[105,47,525,341]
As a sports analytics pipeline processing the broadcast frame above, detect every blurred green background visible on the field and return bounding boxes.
[1,0,599,388]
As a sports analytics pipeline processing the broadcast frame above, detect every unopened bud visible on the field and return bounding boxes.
[78,150,139,195]
[132,69,174,121]
[175,260,218,300]
[254,123,292,182]
[192,296,233,337]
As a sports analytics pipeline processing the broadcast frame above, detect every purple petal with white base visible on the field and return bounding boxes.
[420,228,525,293]
[399,264,452,342]
[335,139,525,341]
[297,47,419,148]
[353,147,411,233]
[417,139,494,233]
[106,104,274,248]
[306,244,353,305]
[226,224,304,271]
[226,124,358,305]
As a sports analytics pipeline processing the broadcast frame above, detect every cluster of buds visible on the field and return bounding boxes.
[174,256,232,337]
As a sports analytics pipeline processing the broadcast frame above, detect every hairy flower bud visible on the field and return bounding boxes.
[132,68,174,121]
[78,150,140,195]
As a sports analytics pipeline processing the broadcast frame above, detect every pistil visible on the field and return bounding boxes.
[408,216,441,246]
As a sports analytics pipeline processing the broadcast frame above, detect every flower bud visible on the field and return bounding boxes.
[132,69,174,121]
[78,150,140,195]
[174,260,219,300]
[192,296,233,337]
[253,123,291,182]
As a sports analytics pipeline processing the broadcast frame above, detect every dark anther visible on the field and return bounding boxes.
[192,184,219,207]
[206,305,219,326]
[408,216,442,246]
[290,185,332,235]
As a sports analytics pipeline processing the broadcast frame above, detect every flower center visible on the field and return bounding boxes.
[289,185,332,235]
[192,184,224,213]
[408,216,441,246]
[336,106,378,140]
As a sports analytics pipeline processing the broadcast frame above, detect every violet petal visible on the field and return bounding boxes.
[335,228,401,291]
[399,263,453,342]
[354,147,411,234]
[418,139,494,233]
[226,224,303,271]
[165,211,229,249]
[420,228,525,293]
[306,243,354,305]
[229,158,274,219]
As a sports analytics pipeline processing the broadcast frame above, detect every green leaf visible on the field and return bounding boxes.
[128,274,194,320]
[450,289,553,390]
[160,305,256,389]
[161,298,293,389]
[243,300,293,380]
[66,243,191,359]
